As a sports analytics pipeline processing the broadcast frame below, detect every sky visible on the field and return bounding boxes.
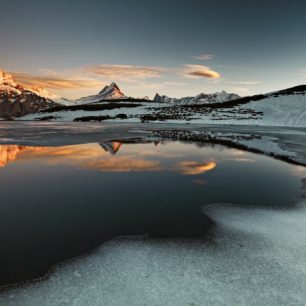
[1,0,306,99]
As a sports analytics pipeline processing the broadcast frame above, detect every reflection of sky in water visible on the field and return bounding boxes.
[0,141,305,205]
[0,141,305,286]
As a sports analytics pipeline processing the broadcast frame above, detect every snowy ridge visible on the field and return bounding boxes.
[153,90,240,105]
[28,86,73,105]
[188,87,306,127]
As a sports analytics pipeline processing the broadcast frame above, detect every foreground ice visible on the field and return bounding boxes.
[1,198,306,306]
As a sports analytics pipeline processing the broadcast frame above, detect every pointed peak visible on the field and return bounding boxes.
[109,82,119,89]
[99,82,120,93]
[97,82,125,99]
[153,93,161,101]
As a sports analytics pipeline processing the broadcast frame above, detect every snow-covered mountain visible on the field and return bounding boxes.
[29,86,72,105]
[76,82,126,104]
[0,70,62,118]
[98,83,125,99]
[153,91,240,105]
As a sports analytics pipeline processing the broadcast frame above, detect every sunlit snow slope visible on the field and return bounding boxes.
[22,85,306,127]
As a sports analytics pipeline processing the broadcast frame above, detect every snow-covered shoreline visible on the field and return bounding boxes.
[21,90,306,128]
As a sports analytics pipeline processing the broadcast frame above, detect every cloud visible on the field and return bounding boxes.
[9,65,165,92]
[11,72,102,90]
[183,65,221,79]
[84,65,164,81]
[188,70,220,79]
[227,81,261,85]
[193,54,214,60]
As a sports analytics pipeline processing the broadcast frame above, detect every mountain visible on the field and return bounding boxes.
[0,145,23,167]
[29,86,72,105]
[98,83,125,99]
[153,93,178,103]
[0,145,46,167]
[76,82,126,104]
[153,91,240,105]
[0,70,61,118]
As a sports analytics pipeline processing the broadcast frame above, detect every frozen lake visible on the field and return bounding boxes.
[0,122,306,305]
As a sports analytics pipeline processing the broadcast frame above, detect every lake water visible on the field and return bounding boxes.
[0,141,305,287]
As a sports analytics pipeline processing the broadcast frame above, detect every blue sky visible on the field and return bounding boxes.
[1,0,306,98]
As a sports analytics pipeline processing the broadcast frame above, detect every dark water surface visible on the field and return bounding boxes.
[0,141,305,287]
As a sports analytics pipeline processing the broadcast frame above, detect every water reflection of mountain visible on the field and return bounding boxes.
[0,145,22,167]
[0,145,47,168]
[0,145,45,167]
[0,142,218,177]
[99,142,122,155]
[0,142,124,168]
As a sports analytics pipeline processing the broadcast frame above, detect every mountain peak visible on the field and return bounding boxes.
[109,82,119,89]
[0,70,19,88]
[98,82,125,99]
[153,93,161,101]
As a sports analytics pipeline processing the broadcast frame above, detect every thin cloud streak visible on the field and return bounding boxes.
[227,81,261,85]
[84,65,164,81]
[193,54,214,60]
[11,72,102,90]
